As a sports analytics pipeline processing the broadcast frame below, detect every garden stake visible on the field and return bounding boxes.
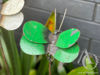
[20,8,81,75]
[47,9,67,75]
[49,62,51,75]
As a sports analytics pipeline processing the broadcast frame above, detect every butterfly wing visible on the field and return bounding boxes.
[1,0,24,15]
[56,28,80,48]
[45,9,56,33]
[53,44,80,63]
[20,36,45,55]
[0,12,24,30]
[23,21,48,43]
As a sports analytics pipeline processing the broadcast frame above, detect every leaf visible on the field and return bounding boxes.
[0,30,13,75]
[51,60,59,75]
[0,56,6,75]
[68,57,99,75]
[29,69,37,75]
[0,69,6,75]
[20,36,45,55]
[0,28,22,75]
[3,0,8,3]
[0,45,8,75]
[54,44,80,63]
[56,28,80,48]
[68,67,87,75]
[64,63,74,73]
[37,56,49,75]
[21,51,35,75]
[85,57,99,75]
[23,21,48,43]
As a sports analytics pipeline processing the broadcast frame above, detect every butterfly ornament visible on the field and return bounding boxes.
[20,9,80,63]
[0,0,24,30]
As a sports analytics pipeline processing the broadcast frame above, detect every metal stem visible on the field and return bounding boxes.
[49,61,51,75]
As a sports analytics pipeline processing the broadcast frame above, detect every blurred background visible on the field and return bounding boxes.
[0,0,100,75]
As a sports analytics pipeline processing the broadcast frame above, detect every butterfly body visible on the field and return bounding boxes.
[47,33,58,54]
[47,33,58,61]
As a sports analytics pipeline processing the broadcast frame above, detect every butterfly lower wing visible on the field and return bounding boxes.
[53,44,80,63]
[23,21,48,43]
[56,28,80,48]
[20,36,45,55]
[0,12,24,30]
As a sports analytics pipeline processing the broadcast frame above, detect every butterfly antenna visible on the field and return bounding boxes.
[58,8,67,32]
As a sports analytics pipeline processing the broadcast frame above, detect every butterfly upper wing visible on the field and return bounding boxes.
[56,28,80,48]
[45,10,56,33]
[23,21,48,43]
[20,36,45,55]
[53,44,80,63]
[1,0,24,15]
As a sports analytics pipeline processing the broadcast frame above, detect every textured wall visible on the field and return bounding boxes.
[0,0,100,71]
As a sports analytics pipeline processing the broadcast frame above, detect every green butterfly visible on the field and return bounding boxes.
[20,9,80,63]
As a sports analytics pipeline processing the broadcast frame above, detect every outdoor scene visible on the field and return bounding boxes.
[0,0,100,75]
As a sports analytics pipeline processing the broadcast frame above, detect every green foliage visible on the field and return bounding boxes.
[29,69,37,75]
[0,28,22,75]
[57,63,66,75]
[3,0,8,3]
[68,57,99,75]
[0,27,36,75]
[37,56,49,75]
[21,51,34,75]
[0,27,99,75]
[0,55,6,75]
[51,60,59,75]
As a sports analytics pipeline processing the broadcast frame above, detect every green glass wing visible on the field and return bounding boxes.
[85,57,98,72]
[67,57,98,75]
[23,21,48,43]
[53,44,80,63]
[56,28,80,48]
[20,36,45,55]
